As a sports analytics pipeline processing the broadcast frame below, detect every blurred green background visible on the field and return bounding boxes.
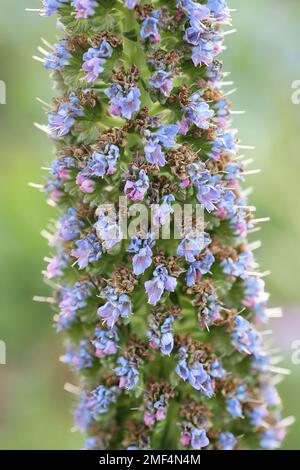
[0,0,299,449]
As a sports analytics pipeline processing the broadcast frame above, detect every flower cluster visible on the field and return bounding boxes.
[94,209,122,250]
[143,125,179,167]
[92,327,119,357]
[231,315,262,357]
[124,169,149,202]
[181,427,210,450]
[186,250,215,286]
[176,347,214,397]
[105,84,141,120]
[57,281,92,331]
[127,233,155,276]
[145,265,177,305]
[44,40,71,71]
[115,356,140,390]
[38,0,287,451]
[98,288,132,328]
[181,93,214,132]
[179,0,228,67]
[40,0,67,16]
[60,339,94,371]
[59,208,83,241]
[71,232,102,269]
[82,40,113,82]
[226,384,248,418]
[218,432,237,450]
[140,12,161,43]
[71,0,98,19]
[87,385,120,418]
[48,93,84,137]
[77,144,120,191]
[147,315,175,356]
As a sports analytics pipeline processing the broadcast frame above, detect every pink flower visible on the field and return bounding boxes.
[178,119,189,135]
[155,409,165,421]
[180,433,191,446]
[144,413,155,427]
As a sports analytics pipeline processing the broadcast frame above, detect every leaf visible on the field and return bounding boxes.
[123,30,138,42]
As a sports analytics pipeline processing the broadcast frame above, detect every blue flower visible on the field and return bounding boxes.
[147,314,175,356]
[88,385,120,418]
[40,0,67,16]
[176,349,214,397]
[145,265,177,305]
[192,40,215,67]
[226,397,243,418]
[120,87,141,119]
[71,0,98,19]
[231,315,262,356]
[59,208,83,241]
[82,49,106,83]
[188,362,214,397]
[105,83,123,99]
[154,124,179,148]
[160,316,174,355]
[45,249,69,280]
[81,145,120,180]
[71,232,102,269]
[260,428,285,450]
[115,356,140,389]
[175,347,190,381]
[45,40,71,70]
[210,359,226,379]
[86,152,107,177]
[179,0,210,20]
[196,181,223,212]
[74,392,92,432]
[218,432,237,450]
[152,195,175,225]
[199,293,221,329]
[149,70,173,97]
[249,405,268,427]
[92,327,119,357]
[236,384,248,402]
[127,234,155,276]
[51,156,76,179]
[94,210,123,250]
[98,289,132,328]
[144,139,166,167]
[98,40,114,58]
[61,339,94,370]
[48,93,84,137]
[186,251,215,286]
[127,236,143,254]
[124,0,139,9]
[221,251,254,278]
[262,383,281,407]
[175,360,190,381]
[84,437,102,450]
[177,236,207,262]
[105,85,141,120]
[183,94,214,129]
[132,246,153,276]
[191,428,209,450]
[57,281,92,331]
[211,131,237,159]
[140,17,160,42]
[124,169,149,201]
[243,277,269,322]
[207,0,230,22]
[188,163,223,212]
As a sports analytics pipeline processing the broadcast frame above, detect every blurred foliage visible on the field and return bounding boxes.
[0,0,299,449]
